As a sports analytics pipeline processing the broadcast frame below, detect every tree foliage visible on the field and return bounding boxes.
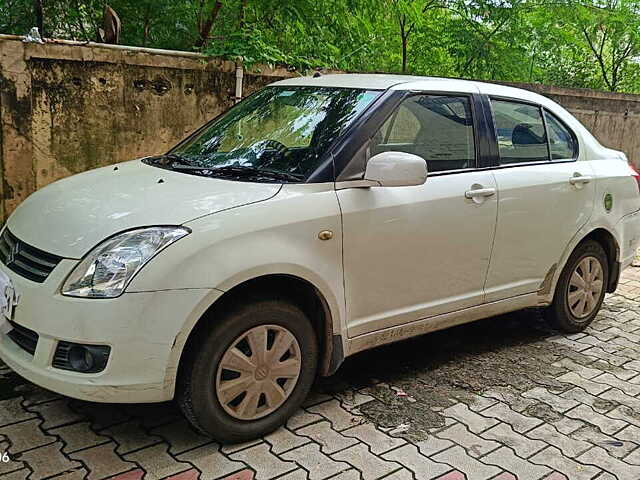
[3,0,640,92]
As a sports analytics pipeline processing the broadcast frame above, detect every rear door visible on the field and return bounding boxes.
[483,97,596,302]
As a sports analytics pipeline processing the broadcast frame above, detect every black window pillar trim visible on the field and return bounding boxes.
[308,89,408,183]
[475,94,500,168]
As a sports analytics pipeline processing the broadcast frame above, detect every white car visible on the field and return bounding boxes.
[0,74,639,441]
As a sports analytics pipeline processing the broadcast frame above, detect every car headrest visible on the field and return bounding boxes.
[512,123,543,146]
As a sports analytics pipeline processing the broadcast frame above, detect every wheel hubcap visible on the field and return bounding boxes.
[216,324,302,421]
[567,256,604,319]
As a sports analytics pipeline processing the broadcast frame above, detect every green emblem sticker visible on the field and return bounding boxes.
[604,193,613,212]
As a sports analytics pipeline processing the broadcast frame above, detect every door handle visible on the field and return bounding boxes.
[569,175,593,185]
[465,188,496,199]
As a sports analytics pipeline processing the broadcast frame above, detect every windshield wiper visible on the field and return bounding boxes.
[206,165,305,182]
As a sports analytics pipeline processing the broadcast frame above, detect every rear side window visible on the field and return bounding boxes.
[371,95,476,172]
[491,100,548,164]
[545,111,577,160]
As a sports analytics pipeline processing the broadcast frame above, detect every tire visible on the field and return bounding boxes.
[544,240,609,333]
[177,299,318,443]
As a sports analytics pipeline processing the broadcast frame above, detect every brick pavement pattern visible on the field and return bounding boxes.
[1,264,640,479]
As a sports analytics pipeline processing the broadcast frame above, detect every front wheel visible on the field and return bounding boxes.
[544,240,608,333]
[177,299,318,442]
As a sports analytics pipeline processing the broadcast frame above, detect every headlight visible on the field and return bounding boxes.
[62,226,190,298]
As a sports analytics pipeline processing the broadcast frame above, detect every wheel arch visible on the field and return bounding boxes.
[175,274,342,391]
[580,228,620,293]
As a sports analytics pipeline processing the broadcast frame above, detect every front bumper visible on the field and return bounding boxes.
[0,260,217,403]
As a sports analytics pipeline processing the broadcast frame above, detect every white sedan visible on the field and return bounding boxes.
[0,74,638,442]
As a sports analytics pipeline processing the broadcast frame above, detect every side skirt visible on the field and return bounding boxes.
[346,293,542,356]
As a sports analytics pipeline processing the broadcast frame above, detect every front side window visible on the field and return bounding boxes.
[545,111,577,160]
[491,100,548,164]
[371,95,476,172]
[145,86,380,182]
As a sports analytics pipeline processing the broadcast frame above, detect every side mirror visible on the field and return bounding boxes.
[364,151,428,187]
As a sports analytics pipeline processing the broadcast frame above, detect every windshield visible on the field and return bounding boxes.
[145,86,380,182]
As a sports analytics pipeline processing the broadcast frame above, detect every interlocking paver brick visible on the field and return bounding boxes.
[286,409,324,430]
[589,360,638,381]
[264,426,309,454]
[481,422,546,458]
[0,469,29,480]
[442,403,499,434]
[221,439,263,454]
[0,418,55,453]
[530,446,601,480]
[383,444,452,480]
[342,422,406,454]
[0,398,35,427]
[109,469,145,480]
[552,358,603,379]
[178,442,245,479]
[384,468,414,480]
[522,388,580,413]
[571,425,637,458]
[481,446,551,480]
[102,421,163,454]
[436,423,500,458]
[231,442,297,480]
[19,442,83,478]
[599,387,640,412]
[332,443,401,479]
[165,468,200,480]
[481,402,543,434]
[151,420,213,455]
[124,443,192,480]
[622,446,640,465]
[559,388,617,414]
[307,400,366,431]
[547,336,591,352]
[591,373,640,396]
[272,469,307,480]
[297,420,358,454]
[51,421,110,453]
[606,405,640,428]
[432,445,500,480]
[462,393,498,412]
[615,424,640,446]
[556,373,610,396]
[433,471,465,480]
[484,386,538,412]
[26,399,84,429]
[564,404,626,435]
[281,443,350,480]
[526,423,591,457]
[580,346,630,366]
[577,446,640,480]
[70,442,137,479]
[415,435,454,457]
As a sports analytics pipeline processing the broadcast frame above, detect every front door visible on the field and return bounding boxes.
[338,94,498,337]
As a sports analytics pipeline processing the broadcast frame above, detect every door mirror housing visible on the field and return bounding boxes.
[364,151,428,187]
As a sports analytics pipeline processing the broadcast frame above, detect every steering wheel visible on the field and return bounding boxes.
[253,139,288,157]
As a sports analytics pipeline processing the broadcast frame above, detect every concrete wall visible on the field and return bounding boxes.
[2,35,640,221]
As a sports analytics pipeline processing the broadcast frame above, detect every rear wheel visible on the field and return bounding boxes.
[544,240,608,333]
[177,299,318,442]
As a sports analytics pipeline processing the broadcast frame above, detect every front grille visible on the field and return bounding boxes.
[7,321,39,355]
[0,229,62,283]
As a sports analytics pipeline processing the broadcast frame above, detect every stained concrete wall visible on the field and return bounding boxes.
[2,35,640,221]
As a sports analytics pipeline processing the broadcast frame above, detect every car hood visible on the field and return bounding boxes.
[7,160,282,258]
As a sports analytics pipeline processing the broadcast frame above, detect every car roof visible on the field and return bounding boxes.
[270,73,551,106]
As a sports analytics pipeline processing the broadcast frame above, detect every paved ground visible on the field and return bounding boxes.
[2,267,640,479]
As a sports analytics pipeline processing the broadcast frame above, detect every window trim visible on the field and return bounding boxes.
[488,96,550,166]
[364,91,481,175]
[485,95,580,169]
[542,108,580,162]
